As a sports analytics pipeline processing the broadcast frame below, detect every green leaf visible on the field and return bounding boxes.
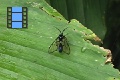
[0,0,119,80]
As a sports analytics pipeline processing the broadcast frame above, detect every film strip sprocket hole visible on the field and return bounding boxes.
[7,7,28,28]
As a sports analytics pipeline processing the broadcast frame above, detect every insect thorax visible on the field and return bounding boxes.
[58,33,64,41]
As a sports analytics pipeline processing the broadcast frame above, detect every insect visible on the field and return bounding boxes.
[48,27,70,55]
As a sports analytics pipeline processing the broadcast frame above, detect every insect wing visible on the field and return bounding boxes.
[48,37,59,53]
[63,37,70,54]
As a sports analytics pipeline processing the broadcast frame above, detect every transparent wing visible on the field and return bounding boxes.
[63,36,70,55]
[48,37,59,53]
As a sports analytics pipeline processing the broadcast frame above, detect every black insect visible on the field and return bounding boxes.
[48,27,70,54]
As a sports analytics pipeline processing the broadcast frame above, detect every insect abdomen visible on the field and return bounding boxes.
[58,43,63,53]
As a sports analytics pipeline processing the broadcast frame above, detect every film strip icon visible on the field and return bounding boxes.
[7,7,28,28]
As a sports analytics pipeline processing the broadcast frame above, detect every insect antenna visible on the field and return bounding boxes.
[54,27,68,33]
[55,27,61,33]
[62,27,68,33]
